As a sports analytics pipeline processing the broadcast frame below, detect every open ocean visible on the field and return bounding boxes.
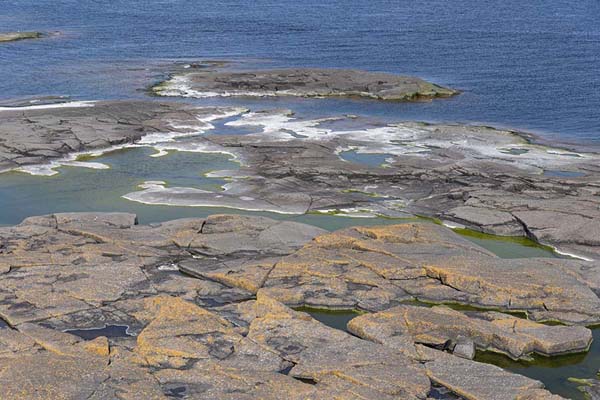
[1,0,600,147]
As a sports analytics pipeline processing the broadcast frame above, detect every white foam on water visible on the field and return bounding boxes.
[15,164,59,176]
[61,161,110,170]
[314,207,380,218]
[155,76,287,98]
[443,221,467,230]
[222,110,600,171]
[157,263,180,271]
[123,181,305,215]
[150,149,169,158]
[0,101,96,111]
[550,246,595,262]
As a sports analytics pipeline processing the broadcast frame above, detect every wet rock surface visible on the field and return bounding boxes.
[2,100,600,259]
[0,212,596,399]
[121,110,600,259]
[0,100,242,172]
[153,67,458,101]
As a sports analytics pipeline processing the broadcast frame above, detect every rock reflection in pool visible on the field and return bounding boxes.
[294,307,361,332]
[475,328,599,400]
[65,324,132,340]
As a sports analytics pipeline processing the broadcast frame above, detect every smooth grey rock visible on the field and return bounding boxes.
[153,67,458,101]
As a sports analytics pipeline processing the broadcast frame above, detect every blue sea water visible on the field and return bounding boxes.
[1,0,600,146]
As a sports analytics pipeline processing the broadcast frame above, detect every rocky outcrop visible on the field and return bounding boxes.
[257,223,600,325]
[0,212,592,399]
[3,101,600,258]
[119,110,600,259]
[347,305,593,360]
[0,32,43,43]
[152,67,458,101]
[0,100,242,171]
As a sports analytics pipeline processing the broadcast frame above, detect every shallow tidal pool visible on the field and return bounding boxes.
[0,146,595,399]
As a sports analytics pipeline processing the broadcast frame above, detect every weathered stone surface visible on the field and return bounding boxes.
[153,67,458,101]
[116,108,600,259]
[258,223,600,324]
[246,293,432,399]
[418,345,564,400]
[0,212,589,398]
[0,31,43,42]
[347,304,593,359]
[0,100,243,171]
[3,98,600,258]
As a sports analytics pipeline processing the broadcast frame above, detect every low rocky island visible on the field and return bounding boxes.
[152,66,458,101]
[0,31,43,43]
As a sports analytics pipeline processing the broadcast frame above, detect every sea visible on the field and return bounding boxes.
[1,0,600,147]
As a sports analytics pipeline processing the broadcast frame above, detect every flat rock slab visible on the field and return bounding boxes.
[347,305,593,360]
[153,67,458,101]
[0,32,43,43]
[258,223,600,325]
[0,100,242,171]
[0,212,579,399]
[418,345,564,400]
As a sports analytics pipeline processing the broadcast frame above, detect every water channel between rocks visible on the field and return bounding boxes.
[0,145,595,400]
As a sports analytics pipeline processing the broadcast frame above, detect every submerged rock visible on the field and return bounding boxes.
[0,32,43,43]
[153,67,458,101]
[569,377,600,400]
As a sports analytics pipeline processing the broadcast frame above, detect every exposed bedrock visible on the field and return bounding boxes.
[3,101,600,258]
[0,212,597,399]
[0,100,243,171]
[152,67,459,101]
[139,113,600,260]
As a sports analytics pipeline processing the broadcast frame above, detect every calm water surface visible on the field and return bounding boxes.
[1,0,600,145]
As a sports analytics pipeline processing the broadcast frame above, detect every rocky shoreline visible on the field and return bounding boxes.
[0,212,596,399]
[1,71,599,398]
[2,100,600,259]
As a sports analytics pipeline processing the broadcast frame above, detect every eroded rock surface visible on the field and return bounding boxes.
[3,100,600,259]
[347,305,593,360]
[0,212,588,399]
[153,67,458,101]
[120,110,600,259]
[0,100,242,171]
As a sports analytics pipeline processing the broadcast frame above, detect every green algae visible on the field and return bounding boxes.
[451,227,560,259]
[475,328,600,400]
